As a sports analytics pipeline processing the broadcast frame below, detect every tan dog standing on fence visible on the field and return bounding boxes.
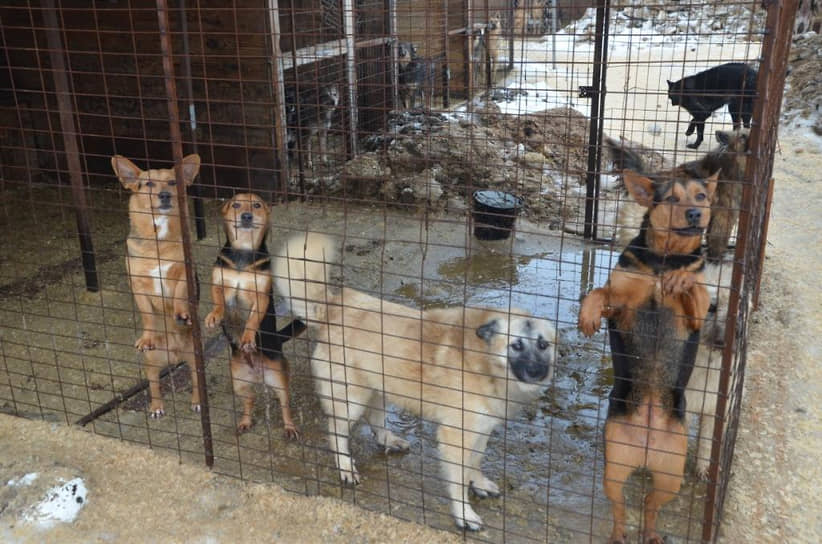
[204,193,303,438]
[274,232,557,531]
[112,154,201,418]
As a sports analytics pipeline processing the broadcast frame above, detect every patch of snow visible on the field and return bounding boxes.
[22,477,88,528]
[7,473,39,487]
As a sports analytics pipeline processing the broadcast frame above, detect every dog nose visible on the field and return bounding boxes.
[158,190,172,201]
[241,212,253,225]
[686,208,702,226]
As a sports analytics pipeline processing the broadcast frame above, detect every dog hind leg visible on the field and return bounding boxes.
[642,423,687,544]
[143,346,171,418]
[603,418,642,544]
[262,354,299,439]
[230,352,257,432]
[180,333,201,412]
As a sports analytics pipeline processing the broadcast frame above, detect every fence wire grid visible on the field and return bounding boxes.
[0,0,799,542]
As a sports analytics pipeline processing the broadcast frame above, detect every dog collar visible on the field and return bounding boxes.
[620,235,704,276]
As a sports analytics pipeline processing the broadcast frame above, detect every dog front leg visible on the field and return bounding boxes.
[132,292,158,351]
[579,287,609,336]
[169,264,191,325]
[680,284,711,332]
[687,120,706,149]
[438,424,484,531]
[204,271,225,329]
[240,285,270,352]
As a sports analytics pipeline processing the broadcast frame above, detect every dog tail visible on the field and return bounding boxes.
[273,232,341,322]
[604,136,647,176]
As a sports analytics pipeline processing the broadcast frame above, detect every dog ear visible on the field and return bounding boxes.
[622,170,655,208]
[111,155,143,192]
[715,130,731,146]
[704,171,720,201]
[476,319,500,344]
[180,154,201,186]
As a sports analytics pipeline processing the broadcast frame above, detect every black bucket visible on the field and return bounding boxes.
[472,190,523,241]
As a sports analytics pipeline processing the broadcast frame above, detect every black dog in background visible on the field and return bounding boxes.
[667,62,757,149]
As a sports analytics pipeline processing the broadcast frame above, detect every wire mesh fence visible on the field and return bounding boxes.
[0,0,798,541]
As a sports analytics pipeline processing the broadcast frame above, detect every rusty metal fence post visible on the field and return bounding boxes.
[701,0,799,541]
[42,0,100,293]
[155,0,214,468]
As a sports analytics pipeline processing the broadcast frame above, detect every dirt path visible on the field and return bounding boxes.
[717,130,822,542]
[2,135,820,544]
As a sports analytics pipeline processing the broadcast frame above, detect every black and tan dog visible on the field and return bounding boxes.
[579,169,717,543]
[112,154,202,418]
[607,128,749,261]
[204,193,303,438]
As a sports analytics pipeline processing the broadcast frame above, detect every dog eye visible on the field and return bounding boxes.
[511,339,524,352]
[232,202,241,209]
[666,195,679,203]
[145,180,154,188]
[253,202,261,208]
[168,181,176,187]
[695,193,706,201]
[537,338,549,350]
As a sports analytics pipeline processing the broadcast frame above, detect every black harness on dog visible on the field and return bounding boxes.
[608,223,705,422]
[215,240,306,360]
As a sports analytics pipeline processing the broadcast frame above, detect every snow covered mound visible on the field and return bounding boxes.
[564,3,766,48]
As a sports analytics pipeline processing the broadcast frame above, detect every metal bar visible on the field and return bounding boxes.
[753,177,775,310]
[388,0,399,109]
[464,0,473,104]
[267,0,290,199]
[155,0,214,468]
[75,362,187,427]
[550,0,557,70]
[508,0,514,71]
[343,0,359,157]
[41,0,100,293]
[178,0,206,239]
[701,1,799,540]
[582,0,609,240]
[483,1,492,89]
[287,3,306,196]
[441,0,450,108]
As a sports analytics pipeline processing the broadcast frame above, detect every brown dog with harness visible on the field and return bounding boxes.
[205,193,303,438]
[579,169,718,543]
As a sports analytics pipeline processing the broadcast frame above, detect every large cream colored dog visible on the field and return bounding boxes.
[273,232,557,531]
